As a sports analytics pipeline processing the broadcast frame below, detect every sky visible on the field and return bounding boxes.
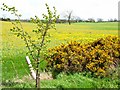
[0,0,119,21]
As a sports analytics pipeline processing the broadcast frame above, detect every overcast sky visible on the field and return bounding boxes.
[0,0,119,20]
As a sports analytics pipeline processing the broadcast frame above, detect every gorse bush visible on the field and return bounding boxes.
[46,36,120,77]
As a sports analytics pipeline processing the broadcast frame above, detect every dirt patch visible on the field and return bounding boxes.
[40,72,53,80]
[12,72,53,83]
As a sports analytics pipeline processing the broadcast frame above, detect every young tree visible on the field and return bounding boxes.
[1,3,59,88]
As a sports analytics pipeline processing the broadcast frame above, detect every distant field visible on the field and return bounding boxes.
[1,21,118,87]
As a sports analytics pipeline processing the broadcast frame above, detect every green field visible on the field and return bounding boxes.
[1,21,119,88]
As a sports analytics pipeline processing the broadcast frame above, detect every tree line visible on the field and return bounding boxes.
[0,17,119,24]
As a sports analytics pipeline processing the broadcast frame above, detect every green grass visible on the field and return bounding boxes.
[1,73,119,88]
[1,21,119,88]
[40,73,118,88]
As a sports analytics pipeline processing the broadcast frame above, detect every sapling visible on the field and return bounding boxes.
[1,3,59,88]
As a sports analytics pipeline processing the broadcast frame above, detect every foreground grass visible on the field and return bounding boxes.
[41,73,118,88]
[2,73,119,88]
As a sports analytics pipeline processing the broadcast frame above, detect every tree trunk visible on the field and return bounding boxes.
[36,63,40,88]
[68,19,71,25]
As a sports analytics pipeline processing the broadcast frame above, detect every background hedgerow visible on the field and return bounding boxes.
[46,36,120,78]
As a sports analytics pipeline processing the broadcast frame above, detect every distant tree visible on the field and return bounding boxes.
[88,18,95,22]
[97,18,103,22]
[113,18,118,22]
[6,18,10,21]
[108,18,113,22]
[73,16,83,22]
[64,10,73,25]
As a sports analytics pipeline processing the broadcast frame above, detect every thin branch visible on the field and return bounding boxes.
[11,14,36,60]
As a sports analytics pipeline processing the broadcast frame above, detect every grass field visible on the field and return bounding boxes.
[1,21,119,88]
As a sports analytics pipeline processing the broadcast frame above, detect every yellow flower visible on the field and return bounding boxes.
[98,68,105,73]
[61,58,65,62]
[57,64,61,68]
[77,61,79,64]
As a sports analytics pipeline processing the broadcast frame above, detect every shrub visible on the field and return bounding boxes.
[46,36,120,77]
